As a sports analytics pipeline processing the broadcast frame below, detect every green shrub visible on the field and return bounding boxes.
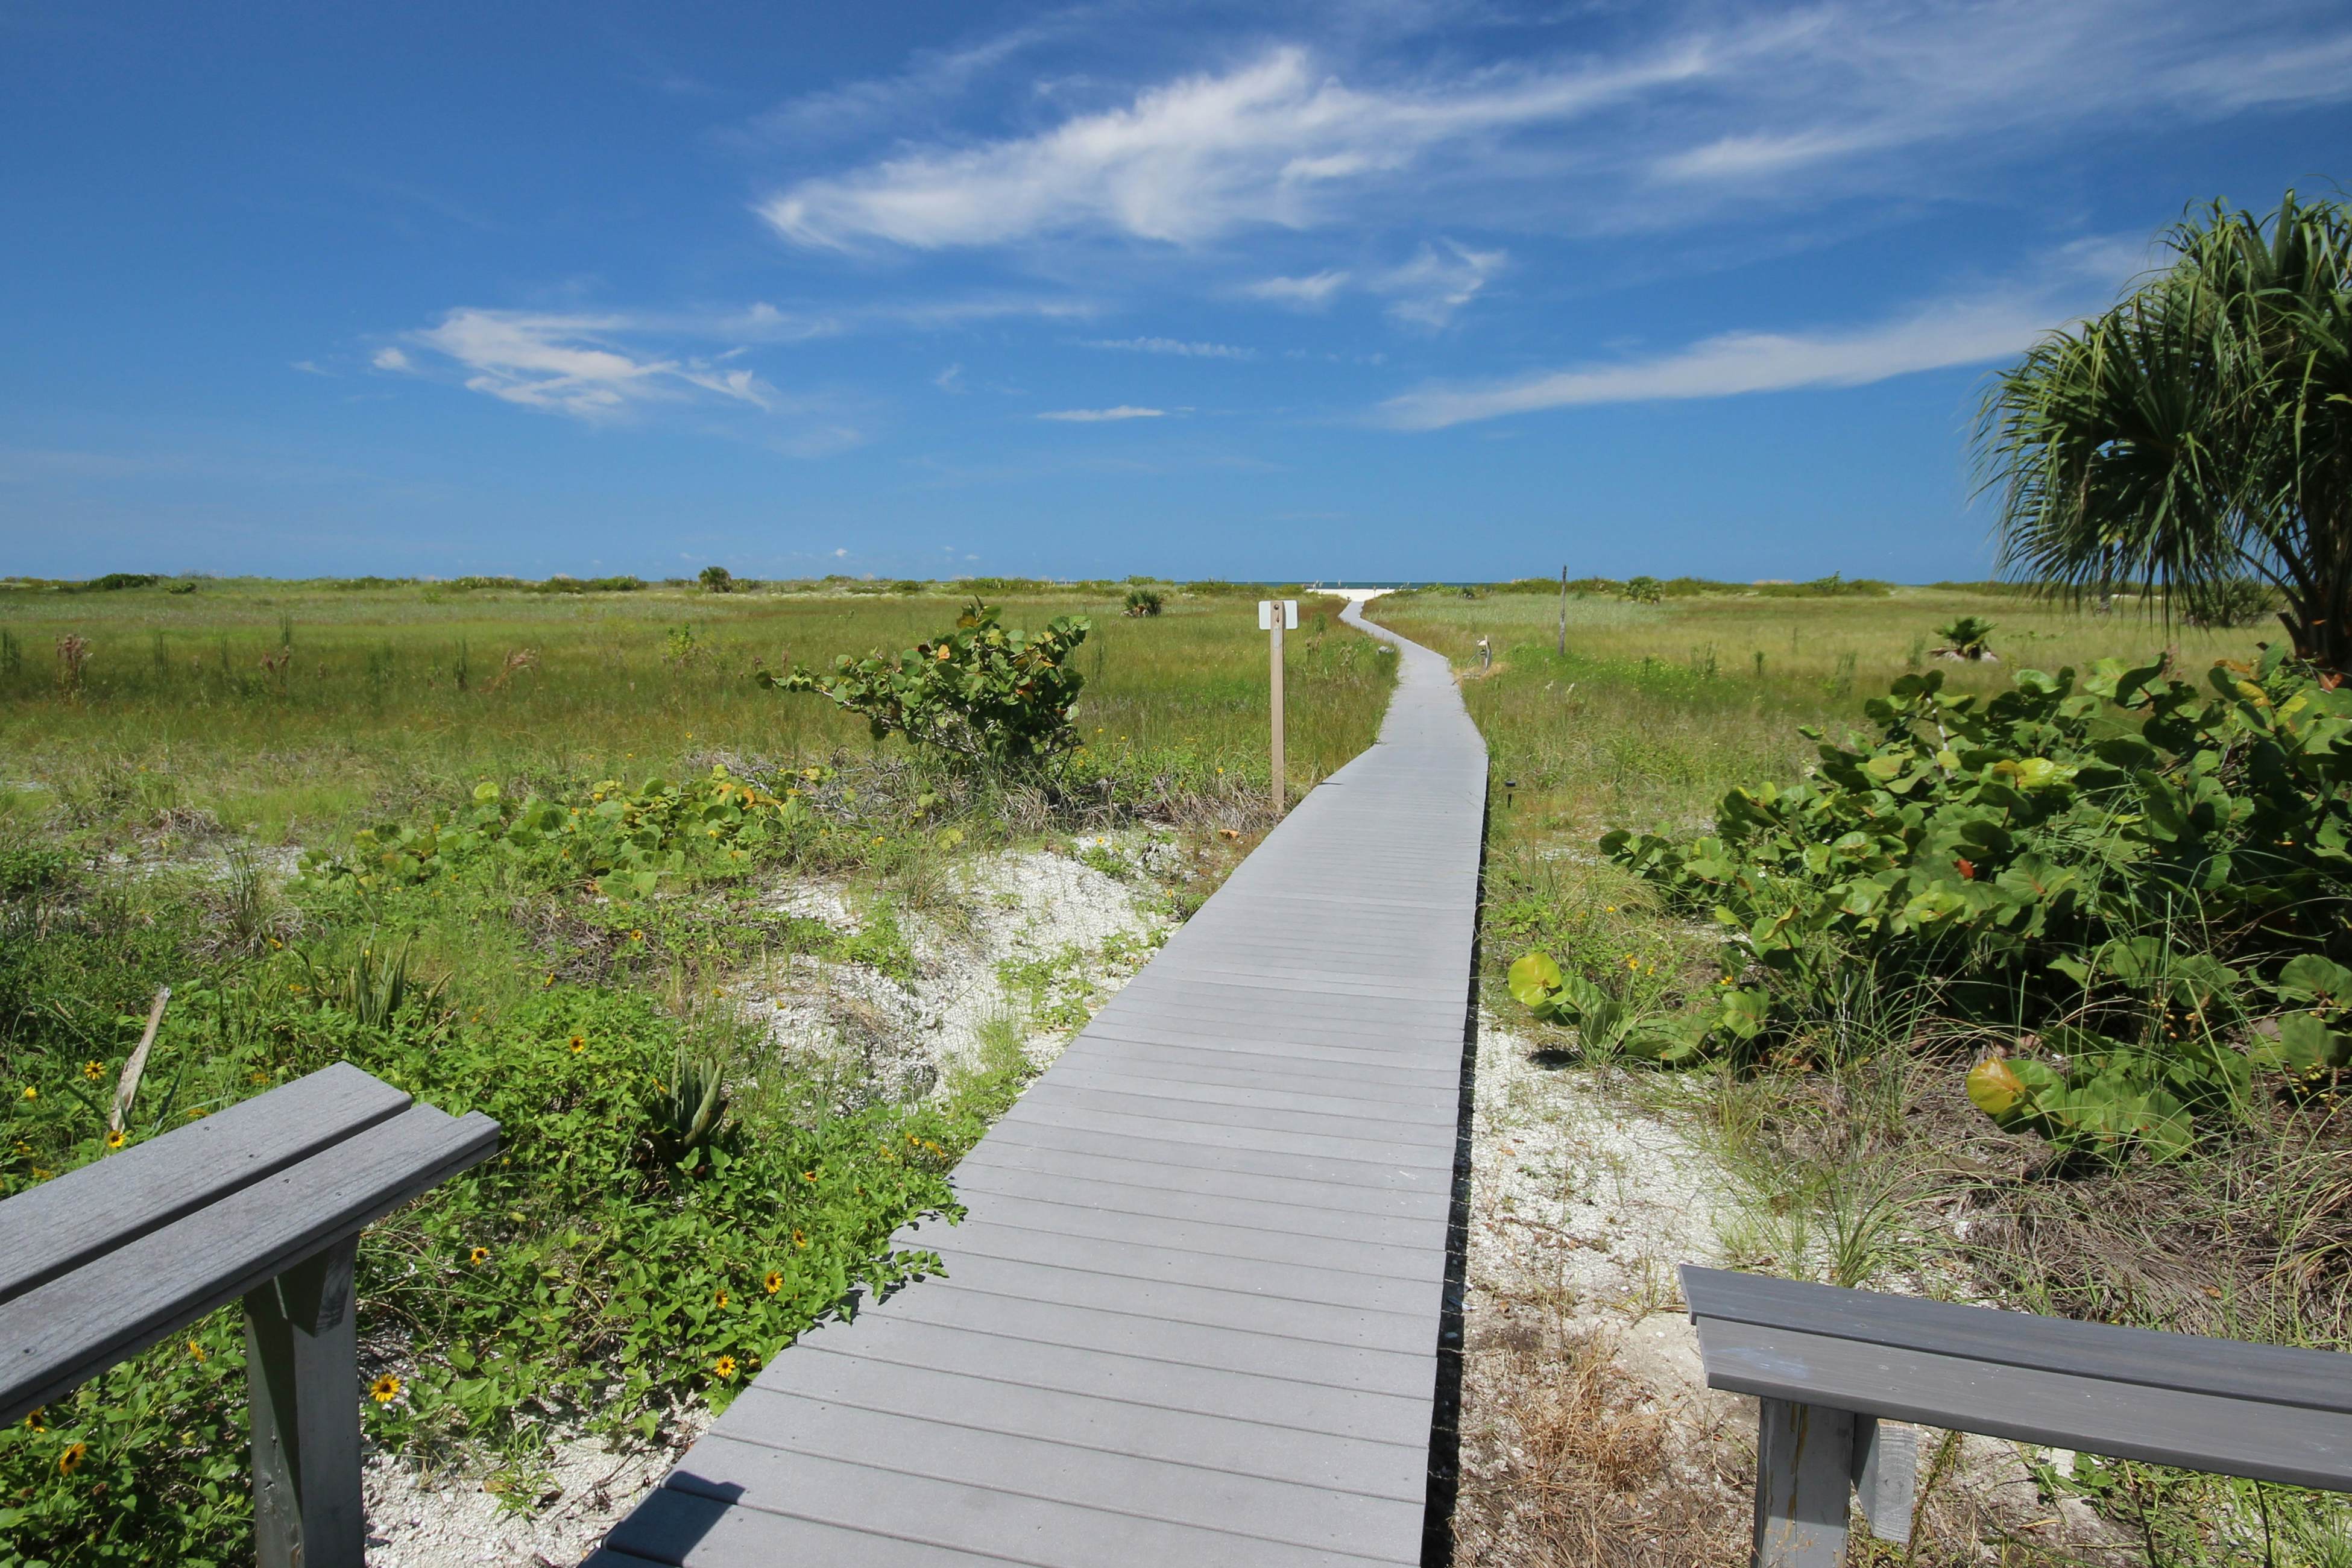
[1515,648,2352,1155]
[765,600,1092,769]
[309,766,812,899]
[1123,588,1165,617]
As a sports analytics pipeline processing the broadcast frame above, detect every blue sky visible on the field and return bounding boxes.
[4,1,2349,582]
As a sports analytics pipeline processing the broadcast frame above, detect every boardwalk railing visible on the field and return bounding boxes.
[1683,1265,2352,1568]
[0,1063,499,1568]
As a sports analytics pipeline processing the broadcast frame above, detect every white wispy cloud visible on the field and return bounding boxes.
[371,347,414,372]
[1376,288,2078,430]
[732,19,1070,147]
[1082,336,1255,360]
[408,310,775,419]
[1376,239,1505,327]
[933,362,966,392]
[758,43,1711,249]
[756,4,2352,260]
[1242,270,1351,309]
[1037,405,1165,421]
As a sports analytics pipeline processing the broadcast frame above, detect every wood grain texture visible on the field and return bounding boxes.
[1682,1266,2352,1415]
[0,1103,499,1424]
[602,602,1484,1566]
[0,1063,413,1306]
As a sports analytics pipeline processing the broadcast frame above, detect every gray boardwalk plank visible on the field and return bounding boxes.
[868,1250,1442,1353]
[849,1284,1436,1396]
[687,1415,1425,1555]
[600,601,1483,1565]
[948,1160,1449,1250]
[957,1133,1455,1219]
[932,1191,1443,1279]
[739,1350,1428,1491]
[1045,1062,1461,1125]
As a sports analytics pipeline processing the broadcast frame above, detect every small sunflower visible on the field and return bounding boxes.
[82,1060,103,1082]
[57,1442,87,1476]
[20,1086,36,1101]
[370,1374,403,1404]
[569,1034,586,1053]
[106,1130,126,1150]
[714,1289,729,1309]
[763,1270,783,1294]
[792,1229,808,1250]
[468,1245,491,1266]
[23,1409,45,1432]
[186,1340,207,1362]
[712,1356,738,1381]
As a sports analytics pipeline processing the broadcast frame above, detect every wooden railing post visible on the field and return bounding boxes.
[1753,1397,1852,1568]
[245,1236,364,1568]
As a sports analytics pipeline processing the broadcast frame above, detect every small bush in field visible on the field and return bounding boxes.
[765,599,1092,769]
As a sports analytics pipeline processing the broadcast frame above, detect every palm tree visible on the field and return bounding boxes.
[1979,192,2352,668]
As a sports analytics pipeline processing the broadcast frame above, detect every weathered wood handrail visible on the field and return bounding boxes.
[1,1062,498,1568]
[1681,1264,2352,1568]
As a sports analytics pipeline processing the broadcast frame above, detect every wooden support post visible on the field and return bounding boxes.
[1851,1417,1917,1545]
[1753,1398,1852,1568]
[246,1236,364,1568]
[1269,612,1286,813]
[1556,564,1567,658]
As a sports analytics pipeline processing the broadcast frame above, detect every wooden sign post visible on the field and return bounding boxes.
[1259,599,1297,811]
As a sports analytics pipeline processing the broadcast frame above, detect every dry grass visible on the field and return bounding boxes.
[1458,1301,1747,1568]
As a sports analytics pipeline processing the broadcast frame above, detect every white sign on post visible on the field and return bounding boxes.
[1256,600,1299,630]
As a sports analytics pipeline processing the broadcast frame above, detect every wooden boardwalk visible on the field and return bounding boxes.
[589,602,1487,1567]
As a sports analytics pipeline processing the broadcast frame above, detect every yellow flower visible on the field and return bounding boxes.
[105,1130,126,1150]
[713,1355,739,1380]
[629,930,645,942]
[23,1409,45,1432]
[714,1289,729,1309]
[468,1245,491,1266]
[764,1270,783,1294]
[58,1442,87,1476]
[186,1340,207,1362]
[82,1061,102,1082]
[792,1229,808,1250]
[20,1086,35,1101]
[801,1170,816,1183]
[370,1374,402,1403]
[569,1034,586,1053]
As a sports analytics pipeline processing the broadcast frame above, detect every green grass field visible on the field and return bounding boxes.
[0,578,1392,1566]
[0,579,1390,840]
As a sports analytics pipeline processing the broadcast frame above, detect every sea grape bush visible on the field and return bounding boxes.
[309,766,811,898]
[1514,647,2352,1155]
[765,599,1091,768]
